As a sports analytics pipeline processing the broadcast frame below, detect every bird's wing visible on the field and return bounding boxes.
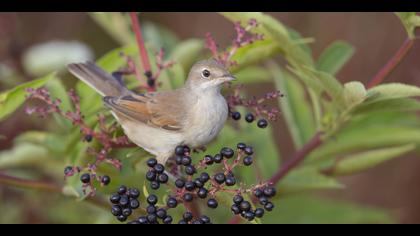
[103,91,186,131]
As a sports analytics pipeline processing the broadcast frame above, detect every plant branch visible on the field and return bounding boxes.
[0,172,62,193]
[129,12,152,79]
[268,131,323,185]
[367,37,414,89]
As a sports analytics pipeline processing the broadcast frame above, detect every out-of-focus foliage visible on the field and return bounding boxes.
[1,12,420,224]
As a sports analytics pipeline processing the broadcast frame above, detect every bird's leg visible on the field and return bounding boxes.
[193,146,207,153]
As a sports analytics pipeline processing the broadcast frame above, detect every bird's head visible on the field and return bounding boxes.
[186,59,235,92]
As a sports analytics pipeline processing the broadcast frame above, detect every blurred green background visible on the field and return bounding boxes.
[1,12,420,224]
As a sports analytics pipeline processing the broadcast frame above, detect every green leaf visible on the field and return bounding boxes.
[230,39,281,72]
[89,12,133,45]
[268,62,315,148]
[301,66,344,101]
[353,97,420,114]
[309,112,420,163]
[0,73,55,121]
[0,143,49,169]
[278,167,343,194]
[331,144,416,176]
[317,41,355,75]
[263,195,393,224]
[342,81,367,108]
[395,12,420,39]
[169,39,204,73]
[366,83,420,103]
[233,66,272,84]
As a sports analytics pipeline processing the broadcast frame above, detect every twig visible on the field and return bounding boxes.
[268,132,323,185]
[0,172,61,193]
[367,38,414,88]
[129,12,152,81]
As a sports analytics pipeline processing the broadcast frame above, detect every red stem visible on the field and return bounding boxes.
[129,12,152,77]
[268,132,323,185]
[367,38,414,89]
[0,172,61,193]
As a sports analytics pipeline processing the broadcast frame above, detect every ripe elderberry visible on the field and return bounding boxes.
[243,156,253,166]
[245,113,255,123]
[257,119,268,128]
[80,173,90,184]
[101,175,111,185]
[231,111,241,120]
[207,198,218,209]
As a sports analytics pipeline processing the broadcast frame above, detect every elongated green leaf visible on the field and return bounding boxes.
[0,73,55,121]
[234,66,272,84]
[169,39,203,73]
[231,39,281,72]
[301,66,344,101]
[331,144,416,176]
[262,195,393,224]
[309,112,420,163]
[395,12,420,39]
[0,143,49,169]
[89,12,133,45]
[317,41,355,75]
[366,83,420,103]
[353,97,420,114]
[268,62,315,148]
[278,167,343,194]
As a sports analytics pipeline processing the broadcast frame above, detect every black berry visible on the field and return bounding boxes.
[128,188,140,199]
[233,195,244,205]
[118,185,127,195]
[207,198,218,209]
[244,146,254,155]
[163,216,173,224]
[175,179,185,188]
[119,195,129,206]
[253,188,263,198]
[213,154,223,163]
[150,181,160,190]
[84,134,93,142]
[221,147,235,159]
[167,197,178,208]
[183,212,193,222]
[199,172,210,183]
[110,194,121,204]
[80,173,90,184]
[146,205,156,214]
[156,208,167,219]
[129,199,140,209]
[138,216,148,224]
[264,202,274,211]
[64,166,73,175]
[194,179,204,188]
[204,155,214,165]
[175,145,185,155]
[181,156,192,166]
[146,170,157,181]
[231,111,241,120]
[244,211,255,221]
[263,186,276,198]
[259,196,269,206]
[185,165,196,175]
[175,155,183,165]
[111,205,122,216]
[154,164,165,174]
[231,205,241,215]
[239,201,251,212]
[255,208,265,218]
[183,193,193,202]
[225,176,236,186]
[200,215,211,224]
[237,143,247,150]
[197,188,208,199]
[185,181,196,191]
[178,220,188,224]
[257,119,268,128]
[122,207,132,217]
[147,214,157,223]
[147,194,158,205]
[214,173,226,184]
[117,214,127,222]
[101,175,111,185]
[157,173,169,184]
[245,113,255,123]
[147,158,158,168]
[243,156,253,166]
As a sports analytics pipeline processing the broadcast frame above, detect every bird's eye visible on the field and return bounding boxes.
[202,69,211,78]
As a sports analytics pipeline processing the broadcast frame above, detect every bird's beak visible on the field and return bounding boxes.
[218,74,236,83]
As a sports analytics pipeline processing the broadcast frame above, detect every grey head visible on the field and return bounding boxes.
[185,59,235,92]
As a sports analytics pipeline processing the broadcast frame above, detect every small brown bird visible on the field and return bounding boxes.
[68,59,235,164]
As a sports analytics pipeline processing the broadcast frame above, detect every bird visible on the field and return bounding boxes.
[67,59,235,164]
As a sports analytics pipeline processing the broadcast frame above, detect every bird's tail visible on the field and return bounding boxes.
[67,61,129,97]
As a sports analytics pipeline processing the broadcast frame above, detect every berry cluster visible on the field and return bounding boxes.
[145,158,169,190]
[231,111,268,129]
[230,186,276,222]
[108,142,277,224]
[109,186,140,222]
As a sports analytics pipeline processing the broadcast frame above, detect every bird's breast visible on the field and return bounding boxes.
[184,93,228,147]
